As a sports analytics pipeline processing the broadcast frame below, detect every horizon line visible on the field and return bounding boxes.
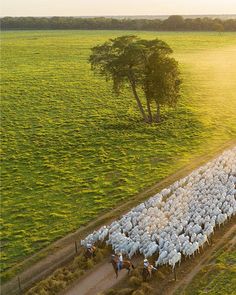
[2,13,236,17]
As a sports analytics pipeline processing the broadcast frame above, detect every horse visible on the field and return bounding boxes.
[142,265,157,281]
[110,254,135,278]
[84,245,96,259]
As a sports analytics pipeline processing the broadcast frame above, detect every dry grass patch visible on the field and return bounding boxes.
[25,247,108,295]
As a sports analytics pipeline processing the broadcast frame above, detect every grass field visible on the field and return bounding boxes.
[182,251,236,295]
[178,239,236,295]
[1,30,236,279]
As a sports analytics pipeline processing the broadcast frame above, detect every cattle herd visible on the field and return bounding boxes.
[81,147,236,269]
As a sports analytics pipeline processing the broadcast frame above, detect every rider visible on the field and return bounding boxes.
[86,243,93,254]
[143,258,149,269]
[143,259,157,271]
[117,252,123,271]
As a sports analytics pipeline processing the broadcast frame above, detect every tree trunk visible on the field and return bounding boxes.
[146,99,153,123]
[129,78,148,122]
[156,102,161,123]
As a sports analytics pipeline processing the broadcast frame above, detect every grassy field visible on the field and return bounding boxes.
[182,251,236,295]
[178,239,236,295]
[1,31,236,279]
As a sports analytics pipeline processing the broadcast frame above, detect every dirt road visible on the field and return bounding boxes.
[64,260,128,295]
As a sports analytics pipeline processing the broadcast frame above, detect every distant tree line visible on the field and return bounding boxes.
[1,15,236,31]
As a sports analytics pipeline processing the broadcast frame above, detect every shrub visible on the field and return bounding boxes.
[129,276,142,287]
[118,288,134,295]
[86,259,94,269]
[38,289,48,295]
[63,271,74,282]
[104,289,116,295]
[132,290,145,295]
[94,249,104,263]
[140,283,153,293]
[156,270,166,280]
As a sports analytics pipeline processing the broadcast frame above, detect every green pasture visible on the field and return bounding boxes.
[179,248,236,295]
[1,31,236,279]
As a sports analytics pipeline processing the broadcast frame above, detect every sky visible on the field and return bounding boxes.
[1,0,236,17]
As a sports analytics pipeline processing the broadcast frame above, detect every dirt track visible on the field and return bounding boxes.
[64,259,128,295]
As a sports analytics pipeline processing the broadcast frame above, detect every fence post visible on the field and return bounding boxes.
[174,267,177,281]
[75,240,78,254]
[18,276,22,294]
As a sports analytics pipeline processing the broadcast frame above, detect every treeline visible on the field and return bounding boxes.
[1,15,236,31]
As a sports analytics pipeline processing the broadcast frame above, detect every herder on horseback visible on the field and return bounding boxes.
[110,253,135,278]
[142,258,157,281]
[117,252,123,271]
[84,243,96,259]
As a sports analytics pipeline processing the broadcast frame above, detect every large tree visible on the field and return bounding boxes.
[89,35,181,123]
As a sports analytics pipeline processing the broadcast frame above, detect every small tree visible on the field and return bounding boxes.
[89,35,181,123]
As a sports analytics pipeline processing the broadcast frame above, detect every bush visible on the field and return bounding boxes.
[86,259,94,269]
[74,268,85,277]
[49,279,66,293]
[94,249,104,263]
[131,267,143,278]
[71,254,86,269]
[38,289,48,295]
[53,269,63,276]
[129,276,142,287]
[118,288,134,295]
[64,271,74,282]
[132,290,145,295]
[156,270,166,280]
[55,272,65,281]
[104,289,116,295]
[140,283,153,293]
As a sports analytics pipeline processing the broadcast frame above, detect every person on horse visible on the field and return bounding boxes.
[143,258,149,269]
[117,252,123,271]
[86,243,93,254]
[142,258,157,281]
[143,258,157,271]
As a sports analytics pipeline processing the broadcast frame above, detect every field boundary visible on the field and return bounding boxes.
[1,139,236,295]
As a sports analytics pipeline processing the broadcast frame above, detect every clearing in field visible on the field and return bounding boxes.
[1,31,236,280]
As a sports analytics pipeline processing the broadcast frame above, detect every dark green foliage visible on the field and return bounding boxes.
[89,35,181,123]
[1,16,236,31]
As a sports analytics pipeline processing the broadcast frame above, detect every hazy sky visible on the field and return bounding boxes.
[1,0,236,17]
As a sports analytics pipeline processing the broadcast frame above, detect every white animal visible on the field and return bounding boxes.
[81,147,236,269]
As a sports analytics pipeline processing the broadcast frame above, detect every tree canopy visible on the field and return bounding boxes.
[89,35,181,123]
[1,16,236,31]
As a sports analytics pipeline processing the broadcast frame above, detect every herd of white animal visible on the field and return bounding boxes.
[81,147,236,269]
